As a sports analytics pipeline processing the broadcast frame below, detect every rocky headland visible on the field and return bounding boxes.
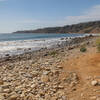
[14,21,100,34]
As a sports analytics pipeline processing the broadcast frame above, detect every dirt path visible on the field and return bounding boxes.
[61,47,100,100]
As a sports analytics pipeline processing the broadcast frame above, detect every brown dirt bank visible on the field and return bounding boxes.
[61,46,100,100]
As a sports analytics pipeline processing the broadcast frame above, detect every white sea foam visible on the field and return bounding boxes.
[0,34,97,57]
[0,38,68,57]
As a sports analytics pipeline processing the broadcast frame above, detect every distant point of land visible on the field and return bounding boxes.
[14,20,100,34]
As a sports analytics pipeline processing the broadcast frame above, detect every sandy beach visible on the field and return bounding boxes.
[0,36,100,100]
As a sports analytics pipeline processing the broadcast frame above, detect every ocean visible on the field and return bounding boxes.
[0,33,85,41]
[0,33,87,57]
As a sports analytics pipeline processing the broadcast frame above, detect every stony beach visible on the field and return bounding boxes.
[0,35,100,100]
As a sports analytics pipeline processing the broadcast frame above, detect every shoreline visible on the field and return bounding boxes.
[0,35,97,64]
[0,34,95,58]
[0,35,100,100]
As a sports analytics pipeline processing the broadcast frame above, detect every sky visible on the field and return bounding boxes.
[0,0,100,33]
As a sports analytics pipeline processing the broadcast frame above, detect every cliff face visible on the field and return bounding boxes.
[14,21,100,33]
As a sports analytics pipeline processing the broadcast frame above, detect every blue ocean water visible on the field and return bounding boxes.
[0,33,85,41]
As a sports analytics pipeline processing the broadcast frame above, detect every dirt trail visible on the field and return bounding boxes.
[62,48,100,81]
[61,47,100,100]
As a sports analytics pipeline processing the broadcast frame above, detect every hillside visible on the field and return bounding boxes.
[14,21,100,33]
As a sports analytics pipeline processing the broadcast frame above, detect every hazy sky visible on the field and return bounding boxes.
[0,0,100,33]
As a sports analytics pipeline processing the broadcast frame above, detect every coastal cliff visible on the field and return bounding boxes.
[14,21,100,33]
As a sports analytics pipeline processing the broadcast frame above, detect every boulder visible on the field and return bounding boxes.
[91,80,98,86]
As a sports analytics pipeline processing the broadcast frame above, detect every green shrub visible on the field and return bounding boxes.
[80,46,87,52]
[96,38,100,52]
[49,51,58,56]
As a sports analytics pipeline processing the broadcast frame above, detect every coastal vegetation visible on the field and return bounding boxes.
[48,51,58,56]
[80,45,87,52]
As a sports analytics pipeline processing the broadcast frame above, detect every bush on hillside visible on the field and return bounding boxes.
[80,46,87,52]
[49,51,58,56]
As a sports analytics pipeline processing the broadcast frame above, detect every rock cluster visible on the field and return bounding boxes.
[0,55,78,100]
